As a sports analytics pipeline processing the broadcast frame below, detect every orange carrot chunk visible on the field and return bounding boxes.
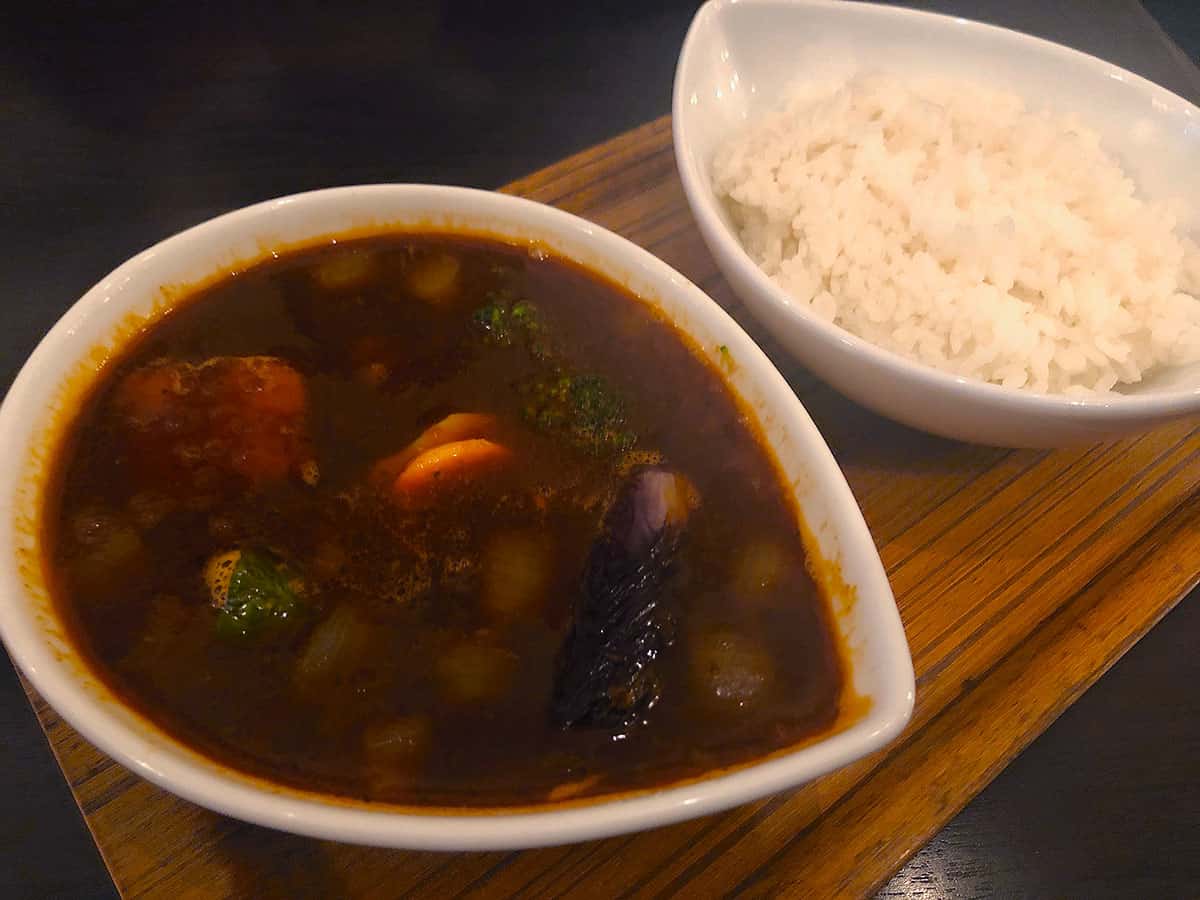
[235,357,307,417]
[114,362,190,425]
[392,439,511,501]
[372,413,497,486]
[113,356,312,490]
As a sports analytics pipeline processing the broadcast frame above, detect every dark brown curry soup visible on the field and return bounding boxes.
[43,232,845,806]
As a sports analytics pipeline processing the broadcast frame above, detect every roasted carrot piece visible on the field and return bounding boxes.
[114,361,191,425]
[114,356,311,489]
[392,438,510,501]
[233,357,307,416]
[231,431,302,483]
[371,413,497,486]
[217,358,310,482]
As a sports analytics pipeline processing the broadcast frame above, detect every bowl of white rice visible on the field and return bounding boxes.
[673,0,1200,446]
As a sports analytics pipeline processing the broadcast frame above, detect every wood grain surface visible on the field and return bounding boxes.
[21,116,1200,899]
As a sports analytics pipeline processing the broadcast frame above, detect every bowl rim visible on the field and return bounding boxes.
[673,0,1200,419]
[0,183,914,850]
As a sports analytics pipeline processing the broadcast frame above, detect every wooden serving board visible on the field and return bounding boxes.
[21,117,1200,898]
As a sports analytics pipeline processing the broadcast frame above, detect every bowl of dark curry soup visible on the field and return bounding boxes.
[0,185,913,848]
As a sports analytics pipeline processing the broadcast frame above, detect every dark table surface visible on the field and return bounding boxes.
[2,2,1197,897]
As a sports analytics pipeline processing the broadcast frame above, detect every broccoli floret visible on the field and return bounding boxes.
[475,294,635,454]
[521,373,636,456]
[473,293,545,355]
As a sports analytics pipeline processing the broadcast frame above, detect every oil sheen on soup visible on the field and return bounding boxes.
[44,233,845,806]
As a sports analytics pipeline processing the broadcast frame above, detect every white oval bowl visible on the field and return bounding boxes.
[673,0,1200,447]
[0,185,913,850]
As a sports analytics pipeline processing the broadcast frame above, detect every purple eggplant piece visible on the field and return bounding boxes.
[551,467,693,731]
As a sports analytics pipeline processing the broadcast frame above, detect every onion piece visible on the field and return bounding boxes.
[436,641,516,704]
[406,253,461,304]
[482,530,552,619]
[732,540,788,600]
[313,250,374,290]
[690,628,774,711]
[363,716,431,763]
[294,606,370,686]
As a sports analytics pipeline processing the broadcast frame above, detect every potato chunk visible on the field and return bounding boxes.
[690,628,775,711]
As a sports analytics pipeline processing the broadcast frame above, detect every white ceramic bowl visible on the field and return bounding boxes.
[674,0,1200,447]
[0,185,914,849]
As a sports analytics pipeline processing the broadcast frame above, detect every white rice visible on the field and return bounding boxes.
[711,73,1200,394]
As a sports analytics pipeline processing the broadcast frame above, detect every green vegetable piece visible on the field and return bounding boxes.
[205,548,305,638]
[473,299,507,334]
[521,372,636,456]
[716,344,735,372]
[473,293,546,356]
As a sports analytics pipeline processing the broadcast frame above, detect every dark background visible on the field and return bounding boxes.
[2,1,1197,896]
